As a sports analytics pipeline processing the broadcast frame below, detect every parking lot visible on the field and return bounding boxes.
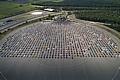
[0,20,120,59]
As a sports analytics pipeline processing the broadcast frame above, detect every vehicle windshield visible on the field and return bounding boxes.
[0,0,120,80]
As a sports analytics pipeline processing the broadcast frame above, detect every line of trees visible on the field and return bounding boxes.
[31,0,120,7]
[74,9,120,32]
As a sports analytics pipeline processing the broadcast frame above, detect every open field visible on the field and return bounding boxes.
[0,1,35,19]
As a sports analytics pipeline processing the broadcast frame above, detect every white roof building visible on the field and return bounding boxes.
[44,8,54,12]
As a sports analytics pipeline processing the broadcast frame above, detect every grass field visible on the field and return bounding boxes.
[0,1,35,19]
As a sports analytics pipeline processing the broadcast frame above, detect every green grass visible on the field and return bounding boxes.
[0,1,35,19]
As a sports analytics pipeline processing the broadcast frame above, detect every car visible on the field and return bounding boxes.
[0,22,5,26]
[6,19,14,23]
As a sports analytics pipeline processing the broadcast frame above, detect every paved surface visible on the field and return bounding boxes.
[0,10,58,33]
[0,20,120,59]
[0,57,120,80]
[0,19,120,80]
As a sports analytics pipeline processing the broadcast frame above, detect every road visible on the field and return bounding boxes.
[0,10,61,33]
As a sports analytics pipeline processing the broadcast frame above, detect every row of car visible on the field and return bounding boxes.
[0,20,119,59]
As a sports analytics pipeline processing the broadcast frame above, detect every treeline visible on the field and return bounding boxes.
[32,0,120,7]
[62,7,120,11]
[74,9,120,32]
